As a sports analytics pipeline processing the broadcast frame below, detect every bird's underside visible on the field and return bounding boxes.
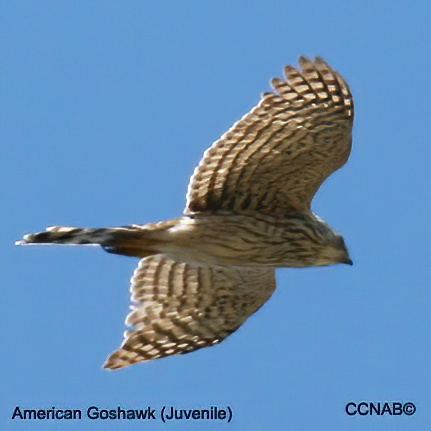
[16,56,354,370]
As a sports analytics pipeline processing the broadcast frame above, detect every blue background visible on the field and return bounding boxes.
[2,1,430,429]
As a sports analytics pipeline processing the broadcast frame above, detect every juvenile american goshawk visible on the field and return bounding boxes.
[17,56,354,370]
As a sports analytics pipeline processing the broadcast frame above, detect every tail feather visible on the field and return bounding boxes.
[16,225,160,258]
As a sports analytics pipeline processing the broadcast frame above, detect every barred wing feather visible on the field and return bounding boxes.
[186,56,353,217]
[104,255,275,369]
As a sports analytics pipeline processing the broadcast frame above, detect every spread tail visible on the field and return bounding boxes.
[16,225,161,258]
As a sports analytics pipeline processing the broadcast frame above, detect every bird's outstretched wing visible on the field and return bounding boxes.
[104,255,275,369]
[186,56,353,217]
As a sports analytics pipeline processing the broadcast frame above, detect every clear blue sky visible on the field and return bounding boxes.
[2,1,431,430]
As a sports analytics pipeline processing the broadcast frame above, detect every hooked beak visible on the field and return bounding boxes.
[343,257,353,266]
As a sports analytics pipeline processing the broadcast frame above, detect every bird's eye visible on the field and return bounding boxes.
[335,236,345,248]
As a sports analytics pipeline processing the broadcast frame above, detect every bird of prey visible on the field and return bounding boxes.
[17,56,354,370]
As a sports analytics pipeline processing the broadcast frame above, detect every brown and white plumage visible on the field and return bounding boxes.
[17,57,354,370]
[186,56,353,217]
[104,256,275,369]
